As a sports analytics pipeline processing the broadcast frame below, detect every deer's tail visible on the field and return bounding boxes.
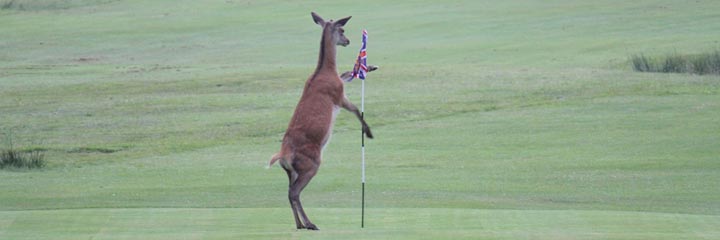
[267,152,283,169]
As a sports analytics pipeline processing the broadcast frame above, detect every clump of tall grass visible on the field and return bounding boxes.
[1,149,46,169]
[1,132,46,169]
[631,50,720,75]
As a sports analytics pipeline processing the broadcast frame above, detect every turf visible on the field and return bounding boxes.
[3,208,719,239]
[1,0,720,239]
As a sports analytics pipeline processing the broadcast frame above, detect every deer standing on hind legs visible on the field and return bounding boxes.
[268,12,374,230]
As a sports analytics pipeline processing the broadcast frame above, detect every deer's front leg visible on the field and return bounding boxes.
[340,65,379,82]
[340,71,353,82]
[341,97,373,139]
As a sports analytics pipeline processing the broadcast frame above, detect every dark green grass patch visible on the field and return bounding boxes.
[631,50,720,75]
[66,146,124,154]
[1,131,46,169]
[1,148,45,169]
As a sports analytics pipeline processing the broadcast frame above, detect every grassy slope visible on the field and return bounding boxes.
[1,0,720,239]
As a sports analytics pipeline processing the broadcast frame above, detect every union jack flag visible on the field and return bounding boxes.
[352,29,368,80]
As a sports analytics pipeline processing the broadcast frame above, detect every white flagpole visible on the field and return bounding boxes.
[361,72,365,183]
[360,29,367,229]
[361,64,366,229]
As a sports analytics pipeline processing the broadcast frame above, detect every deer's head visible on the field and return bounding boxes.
[311,12,351,47]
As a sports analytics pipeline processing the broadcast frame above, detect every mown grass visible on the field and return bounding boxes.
[0,0,116,11]
[1,0,720,239]
[2,208,719,240]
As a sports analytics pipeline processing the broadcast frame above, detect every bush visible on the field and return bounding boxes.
[631,50,720,75]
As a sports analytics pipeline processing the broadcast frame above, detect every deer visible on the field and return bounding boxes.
[267,12,375,230]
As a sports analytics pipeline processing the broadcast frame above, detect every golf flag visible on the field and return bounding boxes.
[354,29,368,228]
[352,29,368,80]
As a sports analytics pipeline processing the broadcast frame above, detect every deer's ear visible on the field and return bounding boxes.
[311,12,325,26]
[335,16,351,27]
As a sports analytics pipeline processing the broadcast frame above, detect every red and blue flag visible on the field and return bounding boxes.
[352,29,368,80]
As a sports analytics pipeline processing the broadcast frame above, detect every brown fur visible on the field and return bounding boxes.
[268,12,373,230]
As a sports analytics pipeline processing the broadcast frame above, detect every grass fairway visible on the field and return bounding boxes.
[2,0,720,239]
[3,208,719,239]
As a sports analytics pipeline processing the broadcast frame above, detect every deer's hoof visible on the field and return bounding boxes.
[364,127,374,139]
[305,224,319,231]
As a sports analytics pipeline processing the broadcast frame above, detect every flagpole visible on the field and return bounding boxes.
[351,29,368,229]
[359,29,368,229]
[361,68,366,229]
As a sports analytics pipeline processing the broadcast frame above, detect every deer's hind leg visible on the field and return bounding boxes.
[288,156,320,230]
[283,166,303,229]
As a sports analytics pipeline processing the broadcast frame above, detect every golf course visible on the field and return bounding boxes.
[1,0,719,239]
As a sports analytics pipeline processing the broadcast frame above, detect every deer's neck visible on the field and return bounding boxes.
[315,26,337,73]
